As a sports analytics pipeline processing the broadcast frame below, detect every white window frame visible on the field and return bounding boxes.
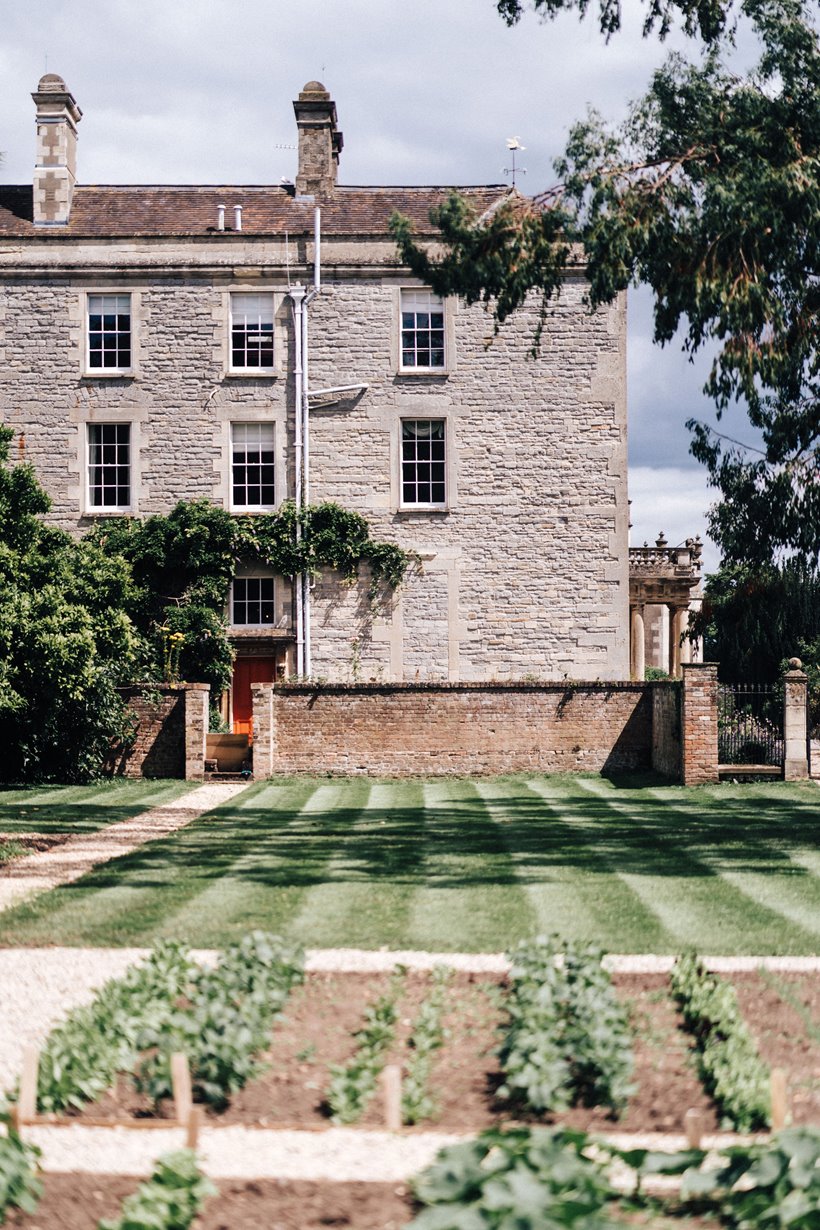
[230,422,276,511]
[86,421,132,513]
[231,575,277,628]
[399,289,446,373]
[85,292,133,376]
[399,417,448,510]
[229,292,276,373]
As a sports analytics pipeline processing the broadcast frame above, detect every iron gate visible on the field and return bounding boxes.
[717,683,783,767]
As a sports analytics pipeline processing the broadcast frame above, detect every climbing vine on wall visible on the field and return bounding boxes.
[89,498,414,697]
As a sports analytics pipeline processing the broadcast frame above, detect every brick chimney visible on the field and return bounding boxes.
[293,81,343,197]
[31,73,82,226]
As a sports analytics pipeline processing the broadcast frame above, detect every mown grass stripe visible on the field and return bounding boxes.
[285,780,426,948]
[151,780,357,942]
[477,777,673,950]
[405,779,532,952]
[573,777,820,953]
[0,778,322,946]
[0,780,193,834]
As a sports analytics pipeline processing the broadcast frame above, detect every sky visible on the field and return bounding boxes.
[0,0,751,572]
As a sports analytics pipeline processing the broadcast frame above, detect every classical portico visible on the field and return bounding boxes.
[629,534,703,680]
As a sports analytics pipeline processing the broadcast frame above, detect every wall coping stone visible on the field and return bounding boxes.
[269,680,649,697]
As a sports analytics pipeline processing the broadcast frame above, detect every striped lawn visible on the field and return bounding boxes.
[0,774,818,952]
[0,780,194,835]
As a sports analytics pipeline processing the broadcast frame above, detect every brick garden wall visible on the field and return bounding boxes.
[105,683,208,780]
[254,681,653,777]
[651,682,681,779]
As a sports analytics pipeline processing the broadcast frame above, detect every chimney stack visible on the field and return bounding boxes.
[293,81,343,197]
[32,73,82,226]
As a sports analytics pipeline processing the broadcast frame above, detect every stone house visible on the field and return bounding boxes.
[0,75,629,736]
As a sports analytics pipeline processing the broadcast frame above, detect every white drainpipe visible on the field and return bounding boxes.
[290,283,306,676]
[289,209,321,678]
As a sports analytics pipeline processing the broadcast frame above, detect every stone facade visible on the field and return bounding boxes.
[0,77,630,722]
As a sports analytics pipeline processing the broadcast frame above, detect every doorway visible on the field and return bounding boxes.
[232,656,277,738]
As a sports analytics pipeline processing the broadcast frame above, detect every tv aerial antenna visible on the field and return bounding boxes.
[503,137,527,187]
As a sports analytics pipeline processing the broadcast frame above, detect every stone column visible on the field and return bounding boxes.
[251,683,275,779]
[678,607,692,666]
[681,662,719,785]
[668,606,686,678]
[182,683,209,781]
[783,658,809,781]
[630,605,645,681]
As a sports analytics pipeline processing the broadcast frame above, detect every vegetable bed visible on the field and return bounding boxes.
[56,967,820,1134]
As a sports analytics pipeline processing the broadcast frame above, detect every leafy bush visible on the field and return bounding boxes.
[326,966,405,1125]
[671,951,770,1131]
[402,966,450,1125]
[33,933,303,1116]
[408,1126,617,1230]
[99,1149,216,1230]
[680,1128,820,1228]
[0,425,137,783]
[136,932,304,1109]
[0,1116,42,1223]
[36,942,196,1113]
[498,936,634,1116]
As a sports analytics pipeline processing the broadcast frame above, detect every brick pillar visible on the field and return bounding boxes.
[182,683,209,781]
[681,662,719,785]
[251,683,275,779]
[783,658,809,781]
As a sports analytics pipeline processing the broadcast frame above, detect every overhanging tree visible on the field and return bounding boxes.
[391,0,820,567]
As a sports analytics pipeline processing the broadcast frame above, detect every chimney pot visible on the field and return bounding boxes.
[293,80,343,197]
[31,73,82,226]
[217,204,225,230]
[233,204,242,231]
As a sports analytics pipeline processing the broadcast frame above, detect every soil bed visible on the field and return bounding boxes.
[58,969,809,1135]
[4,1172,413,1230]
[54,970,820,1134]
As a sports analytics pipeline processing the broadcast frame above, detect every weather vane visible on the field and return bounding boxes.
[503,137,527,187]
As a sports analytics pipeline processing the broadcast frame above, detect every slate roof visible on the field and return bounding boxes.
[0,184,512,239]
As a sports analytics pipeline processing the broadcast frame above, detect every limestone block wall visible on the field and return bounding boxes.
[0,232,628,685]
[305,276,629,683]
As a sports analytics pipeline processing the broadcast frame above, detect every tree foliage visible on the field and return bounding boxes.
[393,0,820,566]
[0,426,136,783]
[692,559,820,686]
[496,0,732,41]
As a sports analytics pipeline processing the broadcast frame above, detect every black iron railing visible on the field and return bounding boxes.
[718,683,783,766]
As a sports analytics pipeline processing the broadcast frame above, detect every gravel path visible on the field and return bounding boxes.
[18,1122,765,1181]
[0,782,247,915]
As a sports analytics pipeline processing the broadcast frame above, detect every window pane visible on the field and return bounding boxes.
[231,294,275,369]
[400,291,445,369]
[231,422,275,507]
[401,419,446,506]
[87,294,131,371]
[88,423,130,509]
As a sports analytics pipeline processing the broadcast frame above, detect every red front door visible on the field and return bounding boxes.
[232,656,276,738]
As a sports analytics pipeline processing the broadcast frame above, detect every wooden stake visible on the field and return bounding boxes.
[771,1067,788,1131]
[186,1105,203,1149]
[381,1064,402,1132]
[684,1107,705,1149]
[15,1045,39,1126]
[170,1052,193,1128]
